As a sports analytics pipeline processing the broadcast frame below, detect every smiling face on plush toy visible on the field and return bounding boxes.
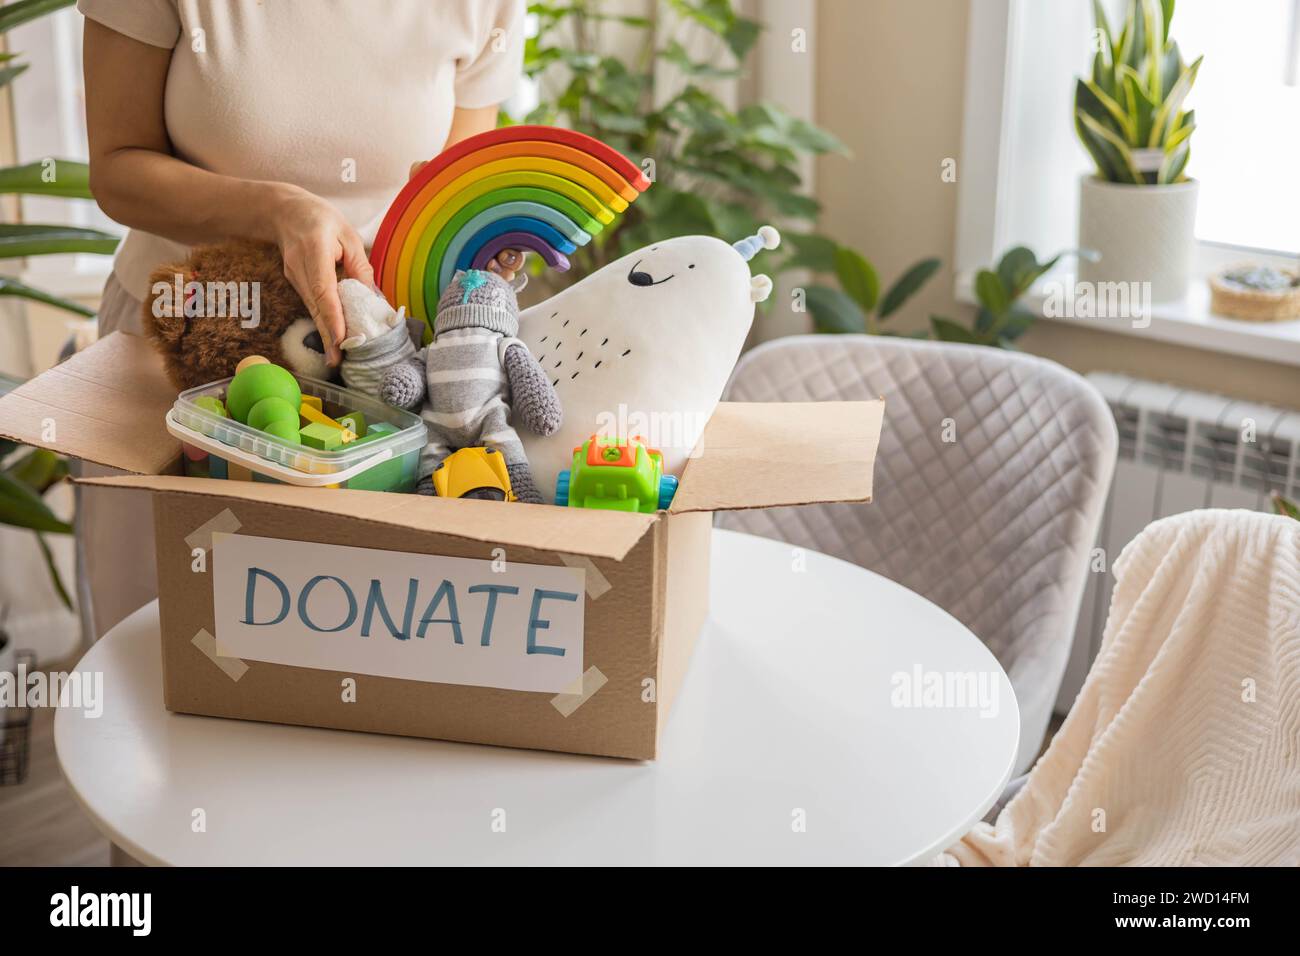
[518,229,778,500]
[525,235,771,391]
[625,235,774,298]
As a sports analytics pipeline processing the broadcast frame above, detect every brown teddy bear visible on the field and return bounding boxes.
[142,238,334,390]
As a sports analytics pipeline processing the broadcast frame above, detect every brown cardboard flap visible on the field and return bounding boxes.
[79,474,657,561]
[670,400,884,513]
[0,331,178,474]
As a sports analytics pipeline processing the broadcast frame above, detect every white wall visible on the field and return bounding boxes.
[813,0,971,337]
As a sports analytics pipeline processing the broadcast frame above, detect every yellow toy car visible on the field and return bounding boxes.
[431,446,516,501]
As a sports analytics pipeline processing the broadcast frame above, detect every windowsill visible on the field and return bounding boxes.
[955,271,1300,369]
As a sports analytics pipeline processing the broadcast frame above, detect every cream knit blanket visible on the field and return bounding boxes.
[938,509,1300,866]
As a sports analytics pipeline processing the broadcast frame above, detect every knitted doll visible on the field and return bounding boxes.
[343,269,560,503]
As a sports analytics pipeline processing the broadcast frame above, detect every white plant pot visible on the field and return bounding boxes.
[1077,175,1199,304]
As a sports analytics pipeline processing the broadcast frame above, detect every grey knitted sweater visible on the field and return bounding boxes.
[339,320,418,398]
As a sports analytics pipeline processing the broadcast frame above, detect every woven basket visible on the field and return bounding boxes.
[1209,268,1300,322]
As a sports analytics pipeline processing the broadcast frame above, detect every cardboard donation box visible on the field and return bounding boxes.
[0,333,884,759]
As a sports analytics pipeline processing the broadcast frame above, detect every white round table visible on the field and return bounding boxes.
[57,529,1019,866]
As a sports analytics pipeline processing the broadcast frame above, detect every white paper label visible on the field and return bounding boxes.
[211,533,585,693]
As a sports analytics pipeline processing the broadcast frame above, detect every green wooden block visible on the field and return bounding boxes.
[336,410,367,437]
[193,395,228,418]
[299,421,343,450]
[346,448,418,493]
[352,421,398,446]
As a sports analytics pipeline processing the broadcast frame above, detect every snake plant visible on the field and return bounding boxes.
[1075,0,1201,186]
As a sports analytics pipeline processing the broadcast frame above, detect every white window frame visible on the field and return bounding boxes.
[955,0,1300,368]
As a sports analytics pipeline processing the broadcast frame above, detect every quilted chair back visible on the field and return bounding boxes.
[718,335,1117,774]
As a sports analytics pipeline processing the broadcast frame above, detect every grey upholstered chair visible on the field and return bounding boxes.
[718,335,1117,774]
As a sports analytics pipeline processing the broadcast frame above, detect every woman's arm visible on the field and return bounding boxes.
[407,105,498,180]
[446,104,500,150]
[83,20,368,364]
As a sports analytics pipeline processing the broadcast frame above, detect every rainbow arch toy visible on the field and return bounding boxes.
[370,125,651,334]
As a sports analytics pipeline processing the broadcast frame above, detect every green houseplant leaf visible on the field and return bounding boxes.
[1091,0,1116,64]
[991,304,1037,343]
[804,284,867,335]
[0,276,96,317]
[8,446,68,492]
[1079,77,1135,141]
[1074,112,1121,181]
[1118,64,1156,145]
[780,232,839,273]
[34,532,72,609]
[996,246,1076,300]
[1123,0,1146,70]
[929,245,1072,349]
[0,159,93,198]
[833,246,879,314]
[877,257,941,319]
[1157,136,1190,185]
[0,223,121,258]
[995,246,1038,299]
[0,61,28,89]
[1148,54,1202,147]
[1078,112,1143,183]
[974,269,1010,316]
[0,470,72,534]
[0,0,75,33]
[929,316,981,344]
[1160,40,1183,99]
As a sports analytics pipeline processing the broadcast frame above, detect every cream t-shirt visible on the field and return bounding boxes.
[78,0,524,299]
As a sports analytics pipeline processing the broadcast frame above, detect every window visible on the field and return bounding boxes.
[1173,0,1300,253]
[956,0,1300,279]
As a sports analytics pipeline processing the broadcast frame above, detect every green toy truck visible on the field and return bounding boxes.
[554,435,678,512]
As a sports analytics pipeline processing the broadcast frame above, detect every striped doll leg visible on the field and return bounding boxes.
[415,430,454,495]
[478,410,541,504]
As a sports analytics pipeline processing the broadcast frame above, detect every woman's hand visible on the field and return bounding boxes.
[268,185,374,366]
[409,159,526,282]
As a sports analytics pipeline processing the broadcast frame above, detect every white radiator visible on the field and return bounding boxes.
[1055,373,1300,712]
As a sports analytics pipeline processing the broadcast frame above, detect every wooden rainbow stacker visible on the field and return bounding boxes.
[369,125,652,338]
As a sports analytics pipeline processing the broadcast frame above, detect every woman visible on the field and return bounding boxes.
[79,0,525,636]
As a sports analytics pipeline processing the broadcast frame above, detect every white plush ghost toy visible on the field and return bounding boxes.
[337,278,406,350]
[519,226,779,502]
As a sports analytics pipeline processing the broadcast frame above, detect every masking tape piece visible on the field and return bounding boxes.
[558,554,611,600]
[192,628,249,682]
[185,508,242,552]
[550,665,608,717]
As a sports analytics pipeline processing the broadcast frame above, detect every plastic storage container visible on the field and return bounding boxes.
[166,374,426,491]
